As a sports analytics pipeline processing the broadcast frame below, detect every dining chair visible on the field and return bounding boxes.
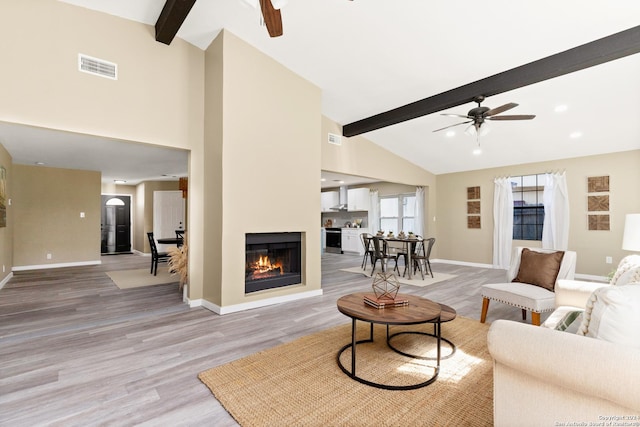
[147,232,171,276]
[410,237,435,279]
[395,237,418,277]
[175,230,185,247]
[360,233,374,270]
[370,236,399,276]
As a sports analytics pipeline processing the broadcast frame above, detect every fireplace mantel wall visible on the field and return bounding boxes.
[203,31,322,310]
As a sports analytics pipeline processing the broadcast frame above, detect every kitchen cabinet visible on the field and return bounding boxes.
[341,228,367,254]
[321,191,339,212]
[347,188,370,211]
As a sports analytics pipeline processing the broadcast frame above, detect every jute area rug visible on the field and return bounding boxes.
[340,266,456,288]
[106,267,178,289]
[199,316,492,426]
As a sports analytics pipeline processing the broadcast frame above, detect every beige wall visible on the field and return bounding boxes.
[0,145,12,283]
[13,165,101,267]
[203,31,322,307]
[0,0,206,297]
[321,116,437,243]
[436,150,640,276]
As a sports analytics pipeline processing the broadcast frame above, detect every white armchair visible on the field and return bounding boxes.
[480,246,577,326]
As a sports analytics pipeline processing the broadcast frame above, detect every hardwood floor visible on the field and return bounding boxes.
[0,252,528,426]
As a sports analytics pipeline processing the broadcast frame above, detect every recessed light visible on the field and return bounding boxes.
[320,178,326,182]
[554,104,568,113]
[473,148,482,156]
[114,179,127,184]
[569,131,582,139]
[35,161,45,165]
[445,130,455,137]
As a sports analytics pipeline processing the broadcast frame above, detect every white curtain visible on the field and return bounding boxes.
[414,186,425,237]
[368,190,379,233]
[493,177,514,269]
[542,171,570,250]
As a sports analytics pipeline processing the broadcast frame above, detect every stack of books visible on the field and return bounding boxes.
[363,293,409,309]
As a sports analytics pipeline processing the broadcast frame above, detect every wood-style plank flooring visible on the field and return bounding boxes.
[0,253,528,426]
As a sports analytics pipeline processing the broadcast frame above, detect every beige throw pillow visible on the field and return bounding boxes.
[512,248,565,291]
[577,283,640,349]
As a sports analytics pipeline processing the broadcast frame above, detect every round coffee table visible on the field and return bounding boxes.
[387,303,457,360]
[336,292,442,390]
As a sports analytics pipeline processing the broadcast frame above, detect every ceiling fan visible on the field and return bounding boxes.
[433,96,536,134]
[259,0,284,37]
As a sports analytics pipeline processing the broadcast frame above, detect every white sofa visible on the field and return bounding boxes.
[487,255,640,426]
[488,319,640,426]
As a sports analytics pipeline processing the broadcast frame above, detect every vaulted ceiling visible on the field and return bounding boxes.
[3,0,640,184]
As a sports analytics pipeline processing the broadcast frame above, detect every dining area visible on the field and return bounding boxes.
[147,230,185,276]
[360,232,436,281]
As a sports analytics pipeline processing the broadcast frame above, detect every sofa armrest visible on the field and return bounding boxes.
[554,279,608,309]
[488,320,640,413]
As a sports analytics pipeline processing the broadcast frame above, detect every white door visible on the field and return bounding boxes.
[153,190,185,252]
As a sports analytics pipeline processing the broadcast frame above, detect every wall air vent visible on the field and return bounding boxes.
[328,133,342,146]
[78,54,117,80]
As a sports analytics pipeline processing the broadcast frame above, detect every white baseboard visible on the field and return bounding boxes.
[0,272,13,290]
[574,273,608,282]
[433,258,608,281]
[198,289,324,315]
[12,260,102,271]
[431,258,496,269]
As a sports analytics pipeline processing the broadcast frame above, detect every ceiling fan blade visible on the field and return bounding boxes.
[259,0,283,37]
[440,113,471,119]
[485,103,518,116]
[487,115,536,121]
[433,120,473,132]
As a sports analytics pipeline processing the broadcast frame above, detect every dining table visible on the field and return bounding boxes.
[377,235,419,280]
[157,237,183,247]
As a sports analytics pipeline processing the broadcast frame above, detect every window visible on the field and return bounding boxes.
[510,174,545,241]
[379,194,416,234]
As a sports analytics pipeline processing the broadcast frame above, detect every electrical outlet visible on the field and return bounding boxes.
[47,253,52,260]
[605,256,613,264]
[2,265,5,273]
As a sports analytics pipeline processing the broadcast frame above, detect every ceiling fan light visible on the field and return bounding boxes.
[464,124,476,136]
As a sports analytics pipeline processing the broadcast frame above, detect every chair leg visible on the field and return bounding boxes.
[370,259,377,276]
[531,312,541,326]
[521,309,527,321]
[480,298,490,323]
[426,260,433,278]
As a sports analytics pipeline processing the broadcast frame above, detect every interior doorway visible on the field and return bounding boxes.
[153,190,185,252]
[101,195,132,254]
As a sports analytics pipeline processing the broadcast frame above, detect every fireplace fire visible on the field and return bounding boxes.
[245,232,302,293]
[246,255,283,281]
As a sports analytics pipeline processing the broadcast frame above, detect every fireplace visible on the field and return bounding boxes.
[245,232,302,294]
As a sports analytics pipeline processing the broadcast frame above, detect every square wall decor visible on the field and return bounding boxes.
[468,216,481,229]
[587,195,609,212]
[467,186,480,200]
[467,201,480,215]
[588,214,610,231]
[587,176,609,193]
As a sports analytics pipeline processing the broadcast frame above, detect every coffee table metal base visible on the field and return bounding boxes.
[336,318,441,391]
[387,323,456,360]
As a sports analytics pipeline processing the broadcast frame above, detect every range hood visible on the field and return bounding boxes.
[331,186,348,211]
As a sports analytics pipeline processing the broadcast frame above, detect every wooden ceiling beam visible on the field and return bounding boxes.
[155,0,197,45]
[343,25,640,137]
